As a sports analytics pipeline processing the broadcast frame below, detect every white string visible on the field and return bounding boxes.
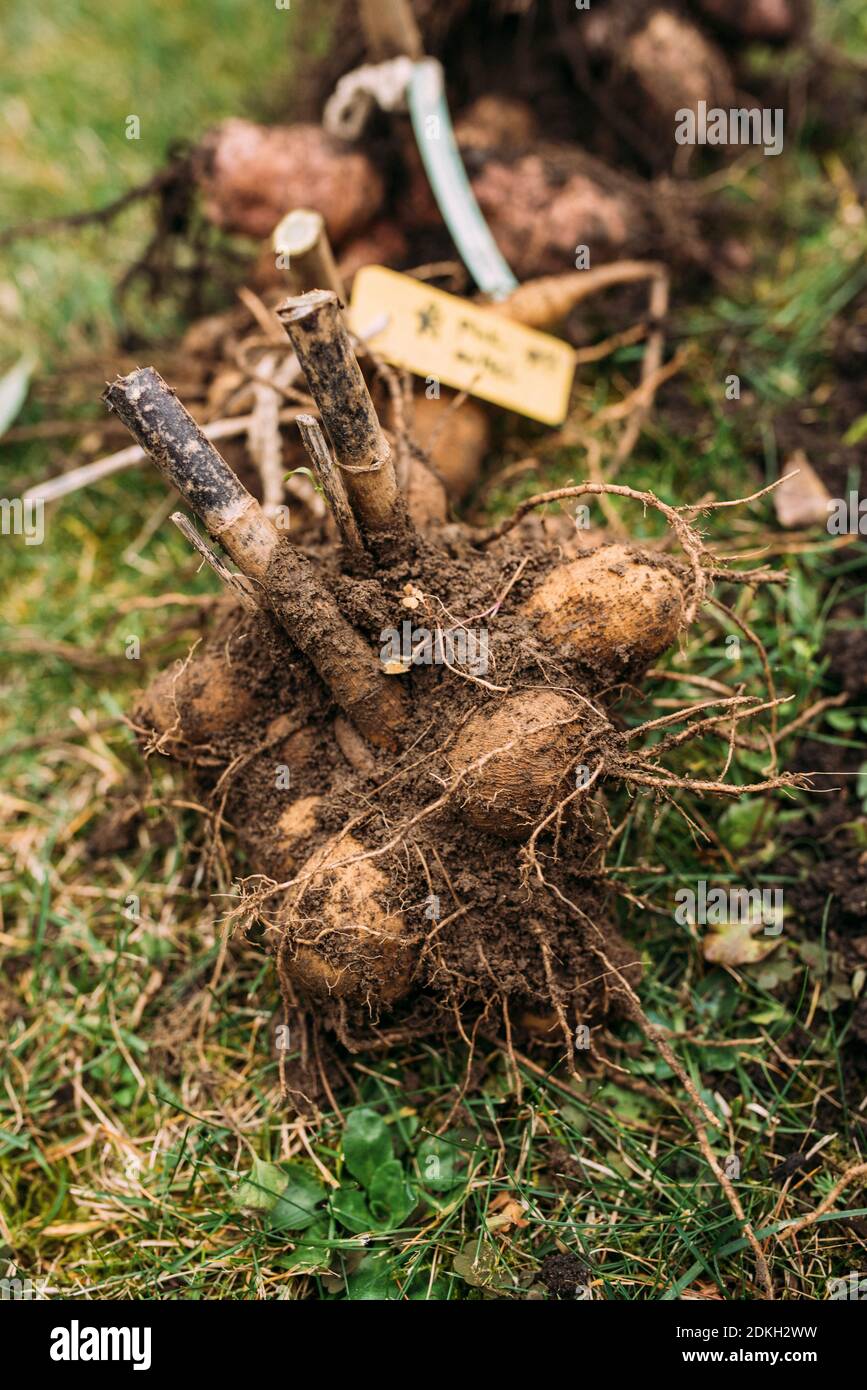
[323,57,415,141]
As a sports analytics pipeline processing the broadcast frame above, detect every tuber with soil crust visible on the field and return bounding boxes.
[111,292,804,1082]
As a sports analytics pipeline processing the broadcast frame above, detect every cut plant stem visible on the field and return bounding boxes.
[272,208,345,299]
[104,368,279,579]
[104,368,406,748]
[276,290,417,563]
[296,413,366,569]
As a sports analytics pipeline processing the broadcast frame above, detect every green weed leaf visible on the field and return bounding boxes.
[416,1133,463,1192]
[368,1159,416,1228]
[345,1253,394,1300]
[268,1165,328,1231]
[234,1157,287,1214]
[233,1157,326,1232]
[342,1107,392,1187]
[330,1184,374,1234]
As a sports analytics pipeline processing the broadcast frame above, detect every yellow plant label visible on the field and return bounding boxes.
[349,266,575,426]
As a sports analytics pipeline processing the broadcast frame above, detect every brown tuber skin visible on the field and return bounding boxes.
[282,834,418,1007]
[194,121,660,279]
[469,154,637,281]
[522,544,686,686]
[453,94,539,151]
[408,393,489,502]
[268,796,325,880]
[447,690,591,839]
[404,455,449,528]
[195,119,385,243]
[134,636,258,755]
[692,0,802,41]
[623,10,734,135]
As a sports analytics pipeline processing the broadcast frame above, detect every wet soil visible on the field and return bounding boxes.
[132,515,666,1063]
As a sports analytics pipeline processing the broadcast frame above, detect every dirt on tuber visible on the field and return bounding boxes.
[107,293,798,1090]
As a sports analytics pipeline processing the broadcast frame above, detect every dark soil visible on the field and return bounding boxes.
[538,1250,591,1297]
[296,0,812,174]
[133,503,683,1073]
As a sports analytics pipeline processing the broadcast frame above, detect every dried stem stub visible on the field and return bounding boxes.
[272,208,345,299]
[104,368,406,749]
[296,412,366,570]
[276,290,417,564]
[170,512,259,612]
[103,368,279,578]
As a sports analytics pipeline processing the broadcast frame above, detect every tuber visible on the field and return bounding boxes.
[113,296,797,1073]
[521,544,686,686]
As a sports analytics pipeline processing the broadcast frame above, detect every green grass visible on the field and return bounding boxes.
[0,0,300,359]
[2,0,867,1302]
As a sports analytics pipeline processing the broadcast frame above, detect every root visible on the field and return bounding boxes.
[0,153,191,249]
[500,998,523,1103]
[528,921,577,1079]
[618,769,808,798]
[478,481,708,626]
[778,1162,867,1243]
[478,477,791,628]
[495,260,667,332]
[707,595,779,747]
[625,696,795,770]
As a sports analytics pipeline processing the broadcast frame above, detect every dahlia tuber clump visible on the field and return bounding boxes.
[107,290,800,1071]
